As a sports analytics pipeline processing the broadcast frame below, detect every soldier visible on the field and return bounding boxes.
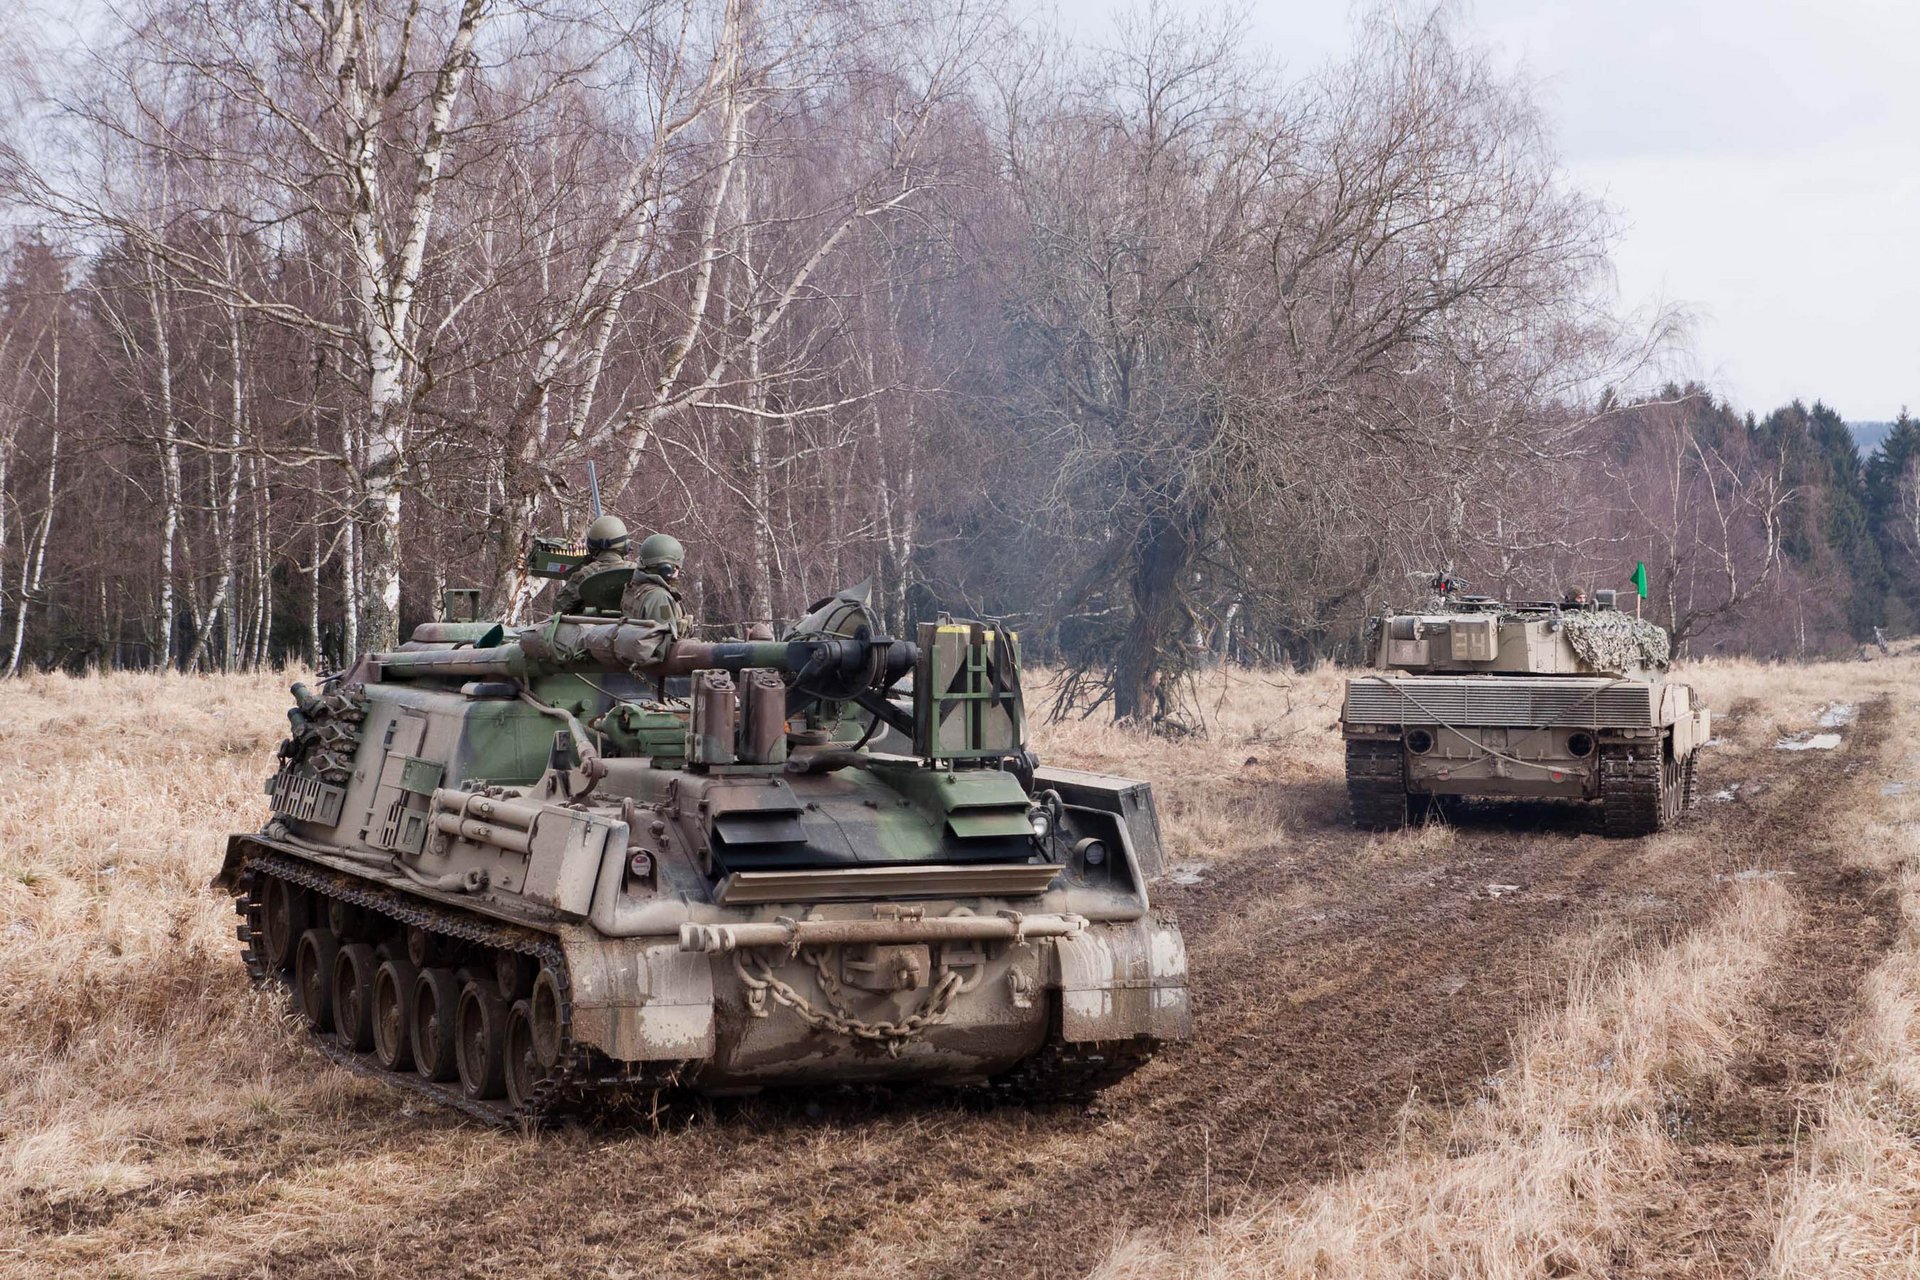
[1563,586,1589,609]
[554,514,635,614]
[621,532,691,635]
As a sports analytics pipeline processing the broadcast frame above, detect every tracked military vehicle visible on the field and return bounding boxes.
[217,583,1189,1124]
[1341,575,1709,837]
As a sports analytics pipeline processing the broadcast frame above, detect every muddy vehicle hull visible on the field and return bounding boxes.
[1343,670,1710,836]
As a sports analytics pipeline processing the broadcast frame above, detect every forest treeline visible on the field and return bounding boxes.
[0,0,1909,724]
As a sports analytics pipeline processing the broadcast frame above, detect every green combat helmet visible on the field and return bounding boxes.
[585,514,630,556]
[636,532,683,573]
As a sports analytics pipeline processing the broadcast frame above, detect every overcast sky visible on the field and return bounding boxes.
[1044,0,1919,423]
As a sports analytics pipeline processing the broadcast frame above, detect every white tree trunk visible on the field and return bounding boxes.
[145,254,181,670]
[187,309,246,671]
[7,330,60,677]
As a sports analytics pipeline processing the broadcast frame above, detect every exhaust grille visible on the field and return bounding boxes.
[1345,677,1654,728]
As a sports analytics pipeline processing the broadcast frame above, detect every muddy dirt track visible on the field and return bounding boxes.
[120,694,1875,1280]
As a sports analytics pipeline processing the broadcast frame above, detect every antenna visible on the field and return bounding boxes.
[587,461,603,521]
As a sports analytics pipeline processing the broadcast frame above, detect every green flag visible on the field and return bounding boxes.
[1632,562,1649,597]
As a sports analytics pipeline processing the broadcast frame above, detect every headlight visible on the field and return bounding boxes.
[1074,837,1108,867]
[1028,810,1051,839]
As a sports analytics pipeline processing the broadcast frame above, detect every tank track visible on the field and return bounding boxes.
[1598,743,1666,838]
[1346,739,1414,830]
[234,849,681,1127]
[1346,739,1406,830]
[980,1032,1157,1106]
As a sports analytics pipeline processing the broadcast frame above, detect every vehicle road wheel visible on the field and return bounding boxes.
[332,942,379,1051]
[529,967,566,1069]
[372,953,420,1072]
[504,999,545,1112]
[495,951,533,1002]
[259,878,306,976]
[412,968,462,1083]
[456,980,510,1101]
[294,927,340,1032]
[327,898,370,942]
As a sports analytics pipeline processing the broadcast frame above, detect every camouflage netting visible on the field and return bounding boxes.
[1561,612,1671,673]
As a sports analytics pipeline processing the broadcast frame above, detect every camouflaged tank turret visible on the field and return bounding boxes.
[1341,576,1709,837]
[217,585,1189,1123]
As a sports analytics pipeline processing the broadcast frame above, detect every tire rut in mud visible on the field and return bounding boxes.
[1614,694,1902,1278]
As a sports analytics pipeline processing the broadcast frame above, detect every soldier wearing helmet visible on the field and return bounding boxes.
[621,532,690,636]
[553,514,634,615]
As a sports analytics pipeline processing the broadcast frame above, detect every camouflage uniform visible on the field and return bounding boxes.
[620,532,690,637]
[620,570,688,636]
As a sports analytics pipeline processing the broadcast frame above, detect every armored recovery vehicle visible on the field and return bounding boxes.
[1341,578,1709,836]
[216,586,1189,1124]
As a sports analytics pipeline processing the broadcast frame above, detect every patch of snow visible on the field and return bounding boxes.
[1716,868,1794,883]
[1711,786,1740,802]
[1816,703,1858,728]
[1882,782,1909,797]
[1167,864,1206,886]
[1486,883,1521,898]
[1777,733,1844,751]
[1702,736,1726,748]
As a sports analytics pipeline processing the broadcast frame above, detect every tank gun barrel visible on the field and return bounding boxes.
[372,620,913,691]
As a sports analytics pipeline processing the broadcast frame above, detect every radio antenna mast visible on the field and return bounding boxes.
[587,461,603,521]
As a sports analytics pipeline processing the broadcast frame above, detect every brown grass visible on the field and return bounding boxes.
[0,671,379,1269]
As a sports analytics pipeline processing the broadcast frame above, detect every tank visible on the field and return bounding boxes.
[214,586,1190,1124]
[1340,576,1710,836]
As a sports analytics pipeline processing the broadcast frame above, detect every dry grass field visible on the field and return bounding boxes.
[5,654,1920,1278]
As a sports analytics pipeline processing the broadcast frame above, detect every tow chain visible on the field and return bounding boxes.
[732,947,967,1056]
